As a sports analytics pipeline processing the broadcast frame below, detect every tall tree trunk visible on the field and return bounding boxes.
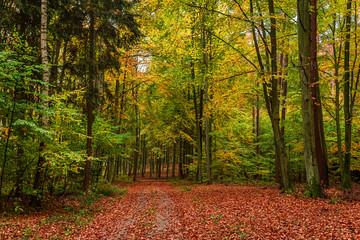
[203,29,212,184]
[267,0,290,191]
[59,40,68,88]
[50,39,61,93]
[334,40,343,183]
[179,139,184,179]
[132,84,140,181]
[342,0,352,190]
[280,54,288,136]
[156,146,161,179]
[192,54,202,182]
[297,0,323,197]
[141,136,146,177]
[96,38,104,114]
[310,0,329,187]
[256,82,260,155]
[172,142,176,178]
[132,118,140,181]
[193,85,202,182]
[30,0,50,206]
[250,0,290,190]
[83,0,96,191]
[149,152,153,179]
[128,159,132,177]
[166,147,170,179]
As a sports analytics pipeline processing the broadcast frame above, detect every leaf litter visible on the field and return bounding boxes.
[1,181,360,239]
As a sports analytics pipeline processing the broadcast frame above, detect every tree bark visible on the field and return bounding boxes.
[310,0,329,187]
[172,142,176,178]
[268,0,290,191]
[297,0,323,197]
[203,29,212,184]
[334,41,343,183]
[256,82,260,155]
[166,147,170,179]
[280,54,288,136]
[342,0,352,190]
[149,151,153,179]
[179,139,184,179]
[193,85,202,182]
[30,0,50,206]
[132,86,140,182]
[83,0,96,191]
[249,0,290,190]
[141,135,146,177]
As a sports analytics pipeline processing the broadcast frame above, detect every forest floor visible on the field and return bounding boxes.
[1,177,360,239]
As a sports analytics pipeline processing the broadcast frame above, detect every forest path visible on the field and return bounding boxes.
[3,180,360,239]
[71,180,360,240]
[115,180,183,239]
[73,180,186,240]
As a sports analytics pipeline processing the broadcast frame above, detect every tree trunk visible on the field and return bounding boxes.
[193,85,202,182]
[297,0,323,197]
[166,147,170,179]
[83,0,96,192]
[132,87,140,182]
[249,0,290,190]
[156,147,162,179]
[172,142,176,178]
[179,139,184,179]
[281,54,288,136]
[50,39,61,93]
[310,0,329,187]
[59,40,68,88]
[40,0,49,128]
[256,82,260,155]
[30,0,50,207]
[268,0,290,191]
[149,152,153,179]
[203,28,212,184]
[335,52,342,182]
[141,136,146,177]
[342,0,352,190]
[191,53,202,182]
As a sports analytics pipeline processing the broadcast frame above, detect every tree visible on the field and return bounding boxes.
[83,0,141,191]
[30,0,50,206]
[247,0,291,191]
[297,0,324,197]
[342,0,354,190]
[83,0,96,192]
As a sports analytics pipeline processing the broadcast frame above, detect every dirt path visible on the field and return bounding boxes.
[72,180,186,239]
[113,180,184,239]
[70,181,360,239]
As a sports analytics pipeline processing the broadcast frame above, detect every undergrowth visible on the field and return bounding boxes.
[1,182,128,239]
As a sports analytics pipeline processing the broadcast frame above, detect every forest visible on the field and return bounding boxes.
[1,0,360,239]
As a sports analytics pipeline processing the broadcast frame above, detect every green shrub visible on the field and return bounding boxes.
[112,174,132,184]
[95,183,128,197]
[179,186,192,192]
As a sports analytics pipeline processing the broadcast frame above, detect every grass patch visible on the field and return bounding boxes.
[95,183,128,197]
[179,186,192,192]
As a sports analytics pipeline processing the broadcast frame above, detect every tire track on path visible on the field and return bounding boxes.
[145,181,184,239]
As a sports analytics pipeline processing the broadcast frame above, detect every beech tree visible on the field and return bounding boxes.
[297,0,328,197]
[342,0,357,190]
